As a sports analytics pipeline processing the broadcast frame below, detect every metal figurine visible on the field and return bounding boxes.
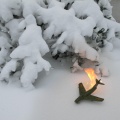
[75,79,104,104]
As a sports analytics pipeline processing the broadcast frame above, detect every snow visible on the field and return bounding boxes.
[0,0,120,120]
[5,19,23,44]
[0,59,18,81]
[0,50,120,120]
[0,0,22,22]
[22,0,41,18]
[20,61,38,88]
[47,0,65,8]
[72,0,103,24]
[9,15,51,87]
[36,6,99,61]
[0,36,11,65]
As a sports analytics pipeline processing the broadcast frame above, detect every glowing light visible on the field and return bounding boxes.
[84,68,97,89]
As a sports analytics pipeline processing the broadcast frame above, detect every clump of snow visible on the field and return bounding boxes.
[98,0,113,18]
[111,37,120,48]
[5,19,23,45]
[0,0,22,22]
[0,23,8,32]
[0,59,18,82]
[1,15,51,87]
[47,0,65,8]
[22,0,46,18]
[37,6,99,61]
[71,60,83,73]
[0,36,11,66]
[20,61,38,88]
[71,0,103,24]
[95,63,109,77]
[105,19,120,40]
[36,0,46,8]
[58,0,75,6]
[101,41,113,52]
[52,43,69,56]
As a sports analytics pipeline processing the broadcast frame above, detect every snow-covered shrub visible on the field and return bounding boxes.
[0,0,119,87]
[0,15,51,88]
[36,6,99,61]
[10,15,51,87]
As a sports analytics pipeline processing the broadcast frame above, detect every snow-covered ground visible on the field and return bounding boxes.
[1,1,120,120]
[1,51,120,120]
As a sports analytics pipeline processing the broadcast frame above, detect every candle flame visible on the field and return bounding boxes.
[84,68,97,89]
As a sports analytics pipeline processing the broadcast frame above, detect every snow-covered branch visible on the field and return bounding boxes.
[0,0,119,87]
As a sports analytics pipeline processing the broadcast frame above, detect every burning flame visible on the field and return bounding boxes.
[84,68,97,89]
